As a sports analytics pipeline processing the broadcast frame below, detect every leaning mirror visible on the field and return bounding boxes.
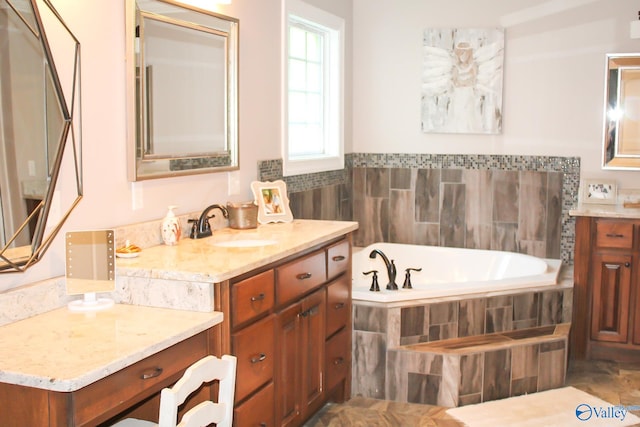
[0,0,82,273]
[125,0,239,180]
[602,53,640,170]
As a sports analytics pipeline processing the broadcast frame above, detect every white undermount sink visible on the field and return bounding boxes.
[212,239,278,248]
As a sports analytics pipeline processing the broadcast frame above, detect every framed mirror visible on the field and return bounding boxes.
[0,0,83,273]
[125,0,239,181]
[602,53,640,170]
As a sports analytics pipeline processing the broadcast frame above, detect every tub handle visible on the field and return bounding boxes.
[403,267,422,289]
[364,270,380,292]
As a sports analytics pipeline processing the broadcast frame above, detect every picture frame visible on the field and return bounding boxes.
[251,180,294,224]
[581,179,618,205]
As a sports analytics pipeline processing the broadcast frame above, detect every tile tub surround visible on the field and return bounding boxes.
[0,304,223,391]
[352,284,573,405]
[259,154,580,264]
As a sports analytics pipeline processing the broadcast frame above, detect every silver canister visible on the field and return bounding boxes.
[227,201,258,229]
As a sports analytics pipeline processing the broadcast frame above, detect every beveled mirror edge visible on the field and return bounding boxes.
[602,52,640,170]
[125,0,240,181]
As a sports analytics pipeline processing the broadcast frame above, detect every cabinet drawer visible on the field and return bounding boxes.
[596,221,634,249]
[232,270,275,328]
[234,382,275,427]
[73,332,208,426]
[325,328,349,394]
[276,250,327,306]
[326,276,350,338]
[327,239,350,280]
[233,315,276,403]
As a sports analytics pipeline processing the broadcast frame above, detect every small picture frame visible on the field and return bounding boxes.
[581,179,618,205]
[251,180,294,224]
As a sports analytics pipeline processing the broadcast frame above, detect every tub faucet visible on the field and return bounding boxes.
[190,204,228,239]
[369,249,398,290]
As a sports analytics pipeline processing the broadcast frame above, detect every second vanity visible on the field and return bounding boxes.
[116,219,358,427]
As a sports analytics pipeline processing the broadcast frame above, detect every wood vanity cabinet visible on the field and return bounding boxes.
[572,216,640,362]
[221,236,352,427]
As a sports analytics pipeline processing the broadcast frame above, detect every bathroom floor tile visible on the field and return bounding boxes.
[305,359,640,426]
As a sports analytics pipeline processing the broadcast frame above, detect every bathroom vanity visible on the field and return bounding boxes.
[571,205,640,362]
[0,219,356,426]
[116,219,357,426]
[0,305,223,426]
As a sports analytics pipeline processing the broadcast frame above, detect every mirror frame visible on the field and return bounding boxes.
[602,52,640,170]
[125,0,239,181]
[0,0,83,273]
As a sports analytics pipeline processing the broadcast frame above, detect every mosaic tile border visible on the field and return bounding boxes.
[258,153,580,263]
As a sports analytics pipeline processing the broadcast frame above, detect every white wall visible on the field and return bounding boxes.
[352,0,640,188]
[0,0,637,290]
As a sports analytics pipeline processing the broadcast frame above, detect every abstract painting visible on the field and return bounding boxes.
[421,28,504,134]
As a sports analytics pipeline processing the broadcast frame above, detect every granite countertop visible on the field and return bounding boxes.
[569,204,640,219]
[0,304,223,392]
[116,219,359,282]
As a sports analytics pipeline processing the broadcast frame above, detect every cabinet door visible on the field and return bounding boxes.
[275,289,326,427]
[276,301,303,427]
[590,253,632,343]
[301,289,326,419]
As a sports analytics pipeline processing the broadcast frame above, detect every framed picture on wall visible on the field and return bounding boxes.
[251,180,294,224]
[581,179,618,205]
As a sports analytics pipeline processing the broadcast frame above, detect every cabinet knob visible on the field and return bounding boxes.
[334,302,345,309]
[140,367,163,380]
[333,357,345,365]
[250,293,266,302]
[625,262,631,268]
[250,353,267,364]
[296,272,312,280]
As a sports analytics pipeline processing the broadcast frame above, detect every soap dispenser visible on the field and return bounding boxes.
[161,206,181,245]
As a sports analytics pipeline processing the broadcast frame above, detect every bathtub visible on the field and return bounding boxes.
[352,243,562,302]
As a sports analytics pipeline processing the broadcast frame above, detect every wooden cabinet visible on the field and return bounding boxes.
[0,330,213,427]
[572,216,640,362]
[222,235,352,427]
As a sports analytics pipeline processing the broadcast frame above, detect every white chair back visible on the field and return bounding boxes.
[112,354,237,427]
[159,354,237,427]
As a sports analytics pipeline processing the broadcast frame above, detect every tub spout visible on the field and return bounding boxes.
[369,249,398,290]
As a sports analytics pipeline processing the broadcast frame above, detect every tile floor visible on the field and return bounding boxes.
[305,359,640,426]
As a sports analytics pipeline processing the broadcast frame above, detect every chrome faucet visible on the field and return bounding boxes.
[369,249,398,290]
[189,204,228,239]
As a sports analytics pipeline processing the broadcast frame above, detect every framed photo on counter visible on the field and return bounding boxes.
[251,180,294,224]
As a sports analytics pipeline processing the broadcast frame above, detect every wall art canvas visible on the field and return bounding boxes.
[421,28,504,134]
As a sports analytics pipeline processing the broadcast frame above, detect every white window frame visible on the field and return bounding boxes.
[281,0,344,177]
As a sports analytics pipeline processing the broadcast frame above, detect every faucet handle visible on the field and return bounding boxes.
[363,270,380,292]
[402,267,422,289]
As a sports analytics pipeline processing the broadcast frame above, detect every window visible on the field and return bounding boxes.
[282,0,344,176]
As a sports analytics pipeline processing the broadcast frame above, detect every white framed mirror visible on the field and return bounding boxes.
[125,0,239,181]
[602,53,640,170]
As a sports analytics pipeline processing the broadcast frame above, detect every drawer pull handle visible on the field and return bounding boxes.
[332,255,346,262]
[251,353,267,364]
[333,357,345,365]
[605,233,625,238]
[334,302,345,309]
[140,367,163,380]
[260,424,267,427]
[296,272,312,280]
[605,264,621,270]
[251,293,266,302]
